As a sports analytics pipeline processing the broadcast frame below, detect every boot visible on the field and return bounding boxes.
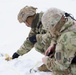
[38,64,50,72]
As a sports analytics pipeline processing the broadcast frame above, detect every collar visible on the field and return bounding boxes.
[31,13,39,28]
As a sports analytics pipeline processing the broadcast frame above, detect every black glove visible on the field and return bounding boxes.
[71,55,76,64]
[29,35,37,44]
[12,52,20,59]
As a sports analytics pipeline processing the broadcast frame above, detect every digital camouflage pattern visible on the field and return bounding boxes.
[41,8,76,75]
[16,12,51,55]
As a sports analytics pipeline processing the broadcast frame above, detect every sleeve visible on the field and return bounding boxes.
[36,32,51,45]
[16,29,36,55]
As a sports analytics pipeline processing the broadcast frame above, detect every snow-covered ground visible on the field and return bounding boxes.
[0,49,52,75]
[0,0,76,75]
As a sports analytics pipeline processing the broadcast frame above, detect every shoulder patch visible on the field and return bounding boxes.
[56,52,61,60]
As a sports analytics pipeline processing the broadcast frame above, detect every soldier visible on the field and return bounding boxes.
[5,6,51,71]
[41,8,76,75]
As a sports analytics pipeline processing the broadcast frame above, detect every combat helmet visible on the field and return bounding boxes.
[18,6,37,23]
[41,8,66,37]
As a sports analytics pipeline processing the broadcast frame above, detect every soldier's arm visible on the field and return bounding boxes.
[12,29,36,59]
[36,32,51,45]
[44,44,69,73]
[16,38,34,55]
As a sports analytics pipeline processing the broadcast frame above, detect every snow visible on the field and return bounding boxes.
[0,0,76,75]
[0,50,52,75]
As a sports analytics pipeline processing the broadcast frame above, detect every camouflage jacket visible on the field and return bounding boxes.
[44,16,76,75]
[16,12,51,55]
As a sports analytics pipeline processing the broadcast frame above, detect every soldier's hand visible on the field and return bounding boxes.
[45,44,56,57]
[12,52,19,59]
[5,54,12,61]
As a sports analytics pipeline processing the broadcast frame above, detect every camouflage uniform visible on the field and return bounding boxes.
[41,8,76,75]
[16,6,51,55]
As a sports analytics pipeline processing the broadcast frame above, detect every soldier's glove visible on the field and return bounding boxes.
[12,52,20,59]
[71,55,76,64]
[45,44,56,58]
[29,35,37,44]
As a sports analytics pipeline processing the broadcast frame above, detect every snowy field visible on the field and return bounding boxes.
[0,0,76,75]
[0,49,52,75]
